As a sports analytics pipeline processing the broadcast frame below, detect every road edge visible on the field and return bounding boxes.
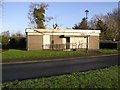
[1,54,119,65]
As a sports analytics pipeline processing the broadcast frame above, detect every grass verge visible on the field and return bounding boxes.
[2,49,119,62]
[96,49,118,54]
[2,65,119,88]
[2,49,86,62]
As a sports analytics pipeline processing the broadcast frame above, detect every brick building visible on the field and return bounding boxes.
[25,29,100,50]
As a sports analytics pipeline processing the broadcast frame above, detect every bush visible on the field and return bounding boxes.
[100,41,119,49]
[117,43,120,51]
[2,36,10,49]
[2,37,26,50]
[18,38,26,49]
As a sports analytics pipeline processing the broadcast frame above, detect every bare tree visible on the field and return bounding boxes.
[104,8,119,41]
[90,9,119,41]
[89,14,105,29]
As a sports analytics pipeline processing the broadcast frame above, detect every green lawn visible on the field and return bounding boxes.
[2,49,86,62]
[2,65,119,88]
[96,49,118,54]
[2,49,118,62]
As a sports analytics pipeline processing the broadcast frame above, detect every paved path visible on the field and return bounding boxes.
[2,55,119,82]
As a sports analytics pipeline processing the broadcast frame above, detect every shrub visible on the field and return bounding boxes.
[2,36,10,49]
[117,42,120,51]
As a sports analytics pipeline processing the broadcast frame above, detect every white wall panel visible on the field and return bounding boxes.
[43,35,50,49]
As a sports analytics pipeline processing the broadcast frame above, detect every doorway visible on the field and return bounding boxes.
[66,37,70,49]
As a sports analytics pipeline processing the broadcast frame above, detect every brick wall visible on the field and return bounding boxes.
[89,36,99,49]
[50,35,62,44]
[27,35,43,50]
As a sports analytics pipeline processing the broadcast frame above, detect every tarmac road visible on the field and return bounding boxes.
[2,54,119,82]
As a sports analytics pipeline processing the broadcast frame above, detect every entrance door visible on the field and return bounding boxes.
[66,37,70,49]
[43,35,50,49]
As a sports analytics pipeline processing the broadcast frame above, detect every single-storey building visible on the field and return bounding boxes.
[25,29,100,51]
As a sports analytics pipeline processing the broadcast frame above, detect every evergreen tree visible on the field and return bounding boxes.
[72,17,89,29]
[96,20,108,33]
[79,17,88,29]
[28,3,53,29]
[33,4,46,29]
[96,20,109,40]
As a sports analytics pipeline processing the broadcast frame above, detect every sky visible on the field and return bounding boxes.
[1,1,118,34]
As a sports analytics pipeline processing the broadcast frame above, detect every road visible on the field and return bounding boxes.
[2,55,119,82]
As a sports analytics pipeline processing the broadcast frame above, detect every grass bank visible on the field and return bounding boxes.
[96,49,119,54]
[2,65,119,88]
[2,49,86,62]
[2,49,118,62]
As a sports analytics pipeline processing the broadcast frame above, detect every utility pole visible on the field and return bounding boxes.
[51,23,58,50]
[84,35,90,53]
[51,16,59,50]
[86,35,89,53]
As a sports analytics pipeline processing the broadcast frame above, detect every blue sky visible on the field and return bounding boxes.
[2,2,118,34]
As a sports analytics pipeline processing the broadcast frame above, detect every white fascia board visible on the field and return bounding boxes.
[26,29,101,35]
[25,28,35,32]
[31,29,101,33]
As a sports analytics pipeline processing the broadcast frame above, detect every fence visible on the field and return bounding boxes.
[42,43,87,50]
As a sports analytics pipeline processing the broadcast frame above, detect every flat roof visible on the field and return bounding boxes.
[25,28,101,34]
